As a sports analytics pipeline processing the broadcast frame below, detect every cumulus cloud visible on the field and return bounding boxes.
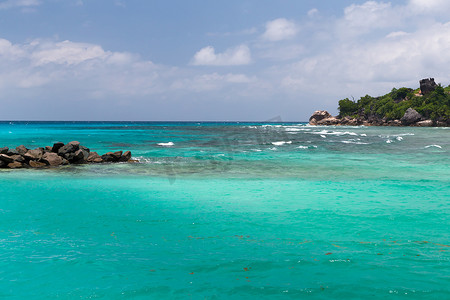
[262,18,298,41]
[0,0,40,10]
[408,0,450,12]
[191,45,251,66]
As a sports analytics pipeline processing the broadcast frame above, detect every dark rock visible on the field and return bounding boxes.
[0,154,14,164]
[80,145,90,153]
[7,161,23,169]
[0,160,5,168]
[41,152,63,166]
[419,78,437,95]
[309,110,332,125]
[29,161,46,168]
[119,151,132,162]
[0,147,8,154]
[16,145,28,155]
[58,141,80,157]
[10,155,25,163]
[52,142,65,153]
[71,149,87,163]
[45,146,52,152]
[101,152,117,162]
[24,149,44,161]
[401,108,422,125]
[87,152,103,163]
[7,149,19,156]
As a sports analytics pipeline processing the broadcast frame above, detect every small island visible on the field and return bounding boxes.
[309,78,450,126]
[0,141,133,169]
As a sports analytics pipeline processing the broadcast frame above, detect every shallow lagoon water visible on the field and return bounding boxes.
[0,122,449,299]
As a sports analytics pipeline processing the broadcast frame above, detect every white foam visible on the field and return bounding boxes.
[269,147,278,151]
[425,144,442,149]
[157,142,174,147]
[320,135,326,138]
[271,141,292,146]
[341,140,370,145]
[311,130,358,136]
[386,140,393,144]
[360,134,367,137]
[297,145,317,149]
[396,136,403,141]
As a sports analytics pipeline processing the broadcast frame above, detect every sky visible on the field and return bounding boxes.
[1,0,450,121]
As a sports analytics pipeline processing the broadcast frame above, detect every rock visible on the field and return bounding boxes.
[0,154,14,164]
[24,149,44,161]
[401,108,422,125]
[419,78,437,95]
[119,151,132,162]
[0,160,5,168]
[101,152,117,162]
[29,161,47,168]
[45,146,53,152]
[41,152,63,166]
[416,120,434,127]
[52,142,65,153]
[111,151,123,160]
[16,145,28,155]
[7,161,23,169]
[10,155,25,163]
[309,110,332,125]
[7,149,19,156]
[87,152,103,163]
[0,147,8,154]
[71,149,87,163]
[436,121,447,127]
[58,141,80,157]
[387,120,402,126]
[317,117,340,125]
[80,145,90,153]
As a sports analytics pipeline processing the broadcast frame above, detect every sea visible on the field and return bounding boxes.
[0,121,449,299]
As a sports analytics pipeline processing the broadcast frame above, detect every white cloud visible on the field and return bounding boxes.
[0,0,40,9]
[262,18,298,41]
[307,8,319,17]
[408,0,450,12]
[191,45,251,66]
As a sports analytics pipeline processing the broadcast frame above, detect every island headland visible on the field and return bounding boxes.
[309,78,450,126]
[0,141,133,169]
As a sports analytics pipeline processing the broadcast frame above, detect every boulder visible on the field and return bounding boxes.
[309,110,332,125]
[45,146,52,152]
[317,117,340,125]
[119,151,132,162]
[87,152,103,163]
[0,147,8,154]
[7,161,23,169]
[0,154,14,164]
[58,141,80,157]
[29,161,46,168]
[41,152,63,166]
[416,120,434,127]
[52,142,65,153]
[10,155,25,163]
[419,78,437,95]
[16,145,28,155]
[0,160,5,168]
[71,149,87,163]
[7,149,19,156]
[24,149,44,161]
[401,108,422,125]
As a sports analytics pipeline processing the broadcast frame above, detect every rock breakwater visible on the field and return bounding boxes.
[0,141,133,169]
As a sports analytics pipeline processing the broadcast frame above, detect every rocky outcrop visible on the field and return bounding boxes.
[307,109,437,127]
[309,110,332,125]
[419,78,437,95]
[401,108,422,125]
[0,141,134,169]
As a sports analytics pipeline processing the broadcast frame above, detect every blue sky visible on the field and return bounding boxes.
[1,0,449,121]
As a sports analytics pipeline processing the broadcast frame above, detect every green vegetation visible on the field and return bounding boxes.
[338,84,450,122]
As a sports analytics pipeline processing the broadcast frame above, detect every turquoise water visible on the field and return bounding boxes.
[0,122,449,299]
